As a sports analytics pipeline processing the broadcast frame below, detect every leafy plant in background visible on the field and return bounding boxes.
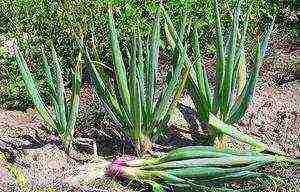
[0,0,288,113]
[82,7,187,154]
[16,43,82,151]
[163,0,276,152]
[0,38,32,110]
[106,145,299,191]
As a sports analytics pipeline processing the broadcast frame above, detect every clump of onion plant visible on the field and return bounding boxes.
[81,7,186,154]
[106,145,299,191]
[163,0,276,152]
[16,43,82,151]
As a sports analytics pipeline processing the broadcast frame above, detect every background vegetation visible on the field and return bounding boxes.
[0,0,296,111]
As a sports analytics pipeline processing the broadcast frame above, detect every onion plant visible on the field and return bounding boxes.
[106,145,299,191]
[81,7,187,154]
[16,43,82,151]
[163,0,275,152]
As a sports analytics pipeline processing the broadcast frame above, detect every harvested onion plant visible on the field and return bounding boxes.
[82,7,186,154]
[163,0,276,152]
[16,44,82,151]
[106,145,299,191]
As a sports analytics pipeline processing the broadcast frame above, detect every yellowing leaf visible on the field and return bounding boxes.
[164,22,175,49]
[237,50,247,95]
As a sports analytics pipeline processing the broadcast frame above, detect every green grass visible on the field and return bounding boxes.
[0,0,287,113]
